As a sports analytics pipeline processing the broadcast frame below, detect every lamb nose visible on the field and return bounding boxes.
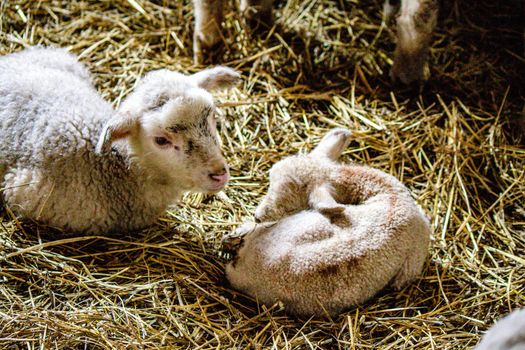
[208,167,229,182]
[209,167,226,176]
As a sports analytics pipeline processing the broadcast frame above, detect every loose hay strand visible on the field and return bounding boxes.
[0,0,524,349]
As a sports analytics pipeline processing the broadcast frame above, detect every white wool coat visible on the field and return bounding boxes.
[0,48,179,233]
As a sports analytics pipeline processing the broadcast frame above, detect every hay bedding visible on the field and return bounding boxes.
[0,0,523,348]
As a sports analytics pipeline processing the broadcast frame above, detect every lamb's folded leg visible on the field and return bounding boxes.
[193,0,224,64]
[309,183,351,227]
[391,217,429,289]
[0,164,5,209]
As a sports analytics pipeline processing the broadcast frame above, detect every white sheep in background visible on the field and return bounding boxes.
[223,128,431,317]
[475,308,525,350]
[193,0,438,85]
[0,47,240,234]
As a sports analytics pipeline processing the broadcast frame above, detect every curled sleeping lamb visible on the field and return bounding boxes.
[223,128,431,317]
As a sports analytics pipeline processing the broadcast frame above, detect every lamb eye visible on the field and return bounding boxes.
[154,137,171,146]
[152,95,169,109]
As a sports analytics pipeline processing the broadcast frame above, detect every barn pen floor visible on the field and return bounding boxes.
[0,0,524,349]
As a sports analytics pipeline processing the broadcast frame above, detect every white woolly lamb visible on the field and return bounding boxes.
[475,308,525,350]
[223,128,431,317]
[0,47,240,234]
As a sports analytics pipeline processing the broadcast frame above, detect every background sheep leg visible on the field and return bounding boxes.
[193,0,224,64]
[0,164,5,208]
[390,0,438,85]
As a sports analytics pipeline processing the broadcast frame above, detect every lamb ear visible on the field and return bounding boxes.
[192,66,240,92]
[96,112,139,154]
[310,128,352,160]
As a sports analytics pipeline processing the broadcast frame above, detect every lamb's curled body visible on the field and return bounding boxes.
[224,129,431,317]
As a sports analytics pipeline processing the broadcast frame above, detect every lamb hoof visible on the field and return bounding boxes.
[254,203,271,222]
[390,60,429,89]
[326,128,352,140]
[221,234,244,254]
[323,128,353,154]
[323,128,352,149]
[221,222,257,254]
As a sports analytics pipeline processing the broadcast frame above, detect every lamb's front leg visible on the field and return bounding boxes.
[390,0,438,85]
[193,0,224,64]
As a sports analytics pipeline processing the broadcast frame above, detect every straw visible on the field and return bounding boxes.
[0,0,523,348]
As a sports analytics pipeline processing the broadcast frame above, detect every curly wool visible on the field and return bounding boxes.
[0,48,177,234]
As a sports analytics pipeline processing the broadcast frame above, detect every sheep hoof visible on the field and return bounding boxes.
[326,128,352,140]
[254,205,270,223]
[389,58,429,89]
[221,234,244,254]
[221,223,256,253]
